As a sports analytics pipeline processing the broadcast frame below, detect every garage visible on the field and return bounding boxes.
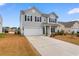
[24,28,43,36]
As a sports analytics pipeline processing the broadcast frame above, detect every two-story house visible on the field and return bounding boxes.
[20,7,59,36]
[0,15,2,33]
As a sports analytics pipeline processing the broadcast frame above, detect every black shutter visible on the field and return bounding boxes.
[28,16,29,21]
[49,18,50,22]
[25,15,26,21]
[31,16,32,21]
[35,16,36,22]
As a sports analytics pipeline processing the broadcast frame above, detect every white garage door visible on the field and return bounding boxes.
[24,28,43,35]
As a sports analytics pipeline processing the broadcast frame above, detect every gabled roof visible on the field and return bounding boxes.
[25,7,42,14]
[50,12,58,18]
[20,10,25,15]
[41,12,58,18]
[59,21,79,28]
[21,7,58,18]
[41,14,50,17]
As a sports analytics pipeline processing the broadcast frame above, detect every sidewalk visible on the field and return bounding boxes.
[26,36,79,56]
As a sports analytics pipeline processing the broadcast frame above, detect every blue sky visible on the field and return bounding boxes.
[0,3,79,27]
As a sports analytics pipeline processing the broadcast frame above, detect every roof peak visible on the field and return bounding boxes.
[23,7,58,18]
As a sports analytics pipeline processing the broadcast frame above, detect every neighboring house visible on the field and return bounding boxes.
[8,27,18,34]
[3,27,18,34]
[57,21,79,33]
[2,27,9,33]
[20,7,59,36]
[0,15,2,33]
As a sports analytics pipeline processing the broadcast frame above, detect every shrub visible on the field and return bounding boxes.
[14,30,21,35]
[14,27,21,35]
[17,27,21,35]
[5,30,8,33]
[50,33,56,37]
[50,30,65,37]
[56,30,64,35]
[60,30,64,35]
[17,30,21,34]
[72,31,75,35]
[76,31,79,37]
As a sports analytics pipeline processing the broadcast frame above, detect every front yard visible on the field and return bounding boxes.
[0,34,39,56]
[53,35,79,45]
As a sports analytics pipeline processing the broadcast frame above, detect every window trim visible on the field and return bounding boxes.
[25,15,32,22]
[35,16,41,22]
[49,18,56,22]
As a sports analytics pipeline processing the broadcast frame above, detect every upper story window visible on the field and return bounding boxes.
[40,17,41,22]
[49,18,57,23]
[55,19,57,23]
[25,15,32,21]
[35,16,41,22]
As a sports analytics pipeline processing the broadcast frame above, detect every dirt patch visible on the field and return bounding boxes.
[53,35,79,45]
[0,34,40,56]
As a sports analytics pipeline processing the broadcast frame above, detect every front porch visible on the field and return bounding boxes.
[42,23,59,36]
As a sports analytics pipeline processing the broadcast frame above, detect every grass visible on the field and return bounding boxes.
[0,34,40,56]
[54,35,79,45]
[0,33,5,38]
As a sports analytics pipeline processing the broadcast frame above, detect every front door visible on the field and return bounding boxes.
[43,26,45,34]
[46,26,48,36]
[51,27,55,33]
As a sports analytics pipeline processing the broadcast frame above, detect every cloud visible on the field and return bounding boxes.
[68,8,79,14]
[71,19,79,21]
[0,3,5,6]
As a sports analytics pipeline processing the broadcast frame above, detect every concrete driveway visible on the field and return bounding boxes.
[26,36,79,56]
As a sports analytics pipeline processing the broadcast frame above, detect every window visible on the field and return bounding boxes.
[43,27,45,34]
[40,17,41,22]
[35,16,41,22]
[25,15,32,21]
[35,16,36,21]
[51,27,55,33]
[55,19,57,23]
[49,18,55,23]
[37,17,39,22]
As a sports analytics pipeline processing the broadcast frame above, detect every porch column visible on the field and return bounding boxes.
[44,26,46,35]
[49,26,51,35]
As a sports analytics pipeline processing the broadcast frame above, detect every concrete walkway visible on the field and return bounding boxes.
[26,36,79,56]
